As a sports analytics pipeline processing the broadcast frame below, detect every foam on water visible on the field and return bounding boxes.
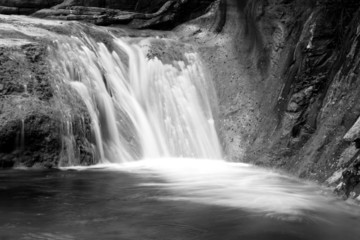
[62,158,357,219]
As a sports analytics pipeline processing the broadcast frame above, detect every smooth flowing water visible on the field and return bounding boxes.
[1,160,360,240]
[1,17,360,240]
[49,34,221,165]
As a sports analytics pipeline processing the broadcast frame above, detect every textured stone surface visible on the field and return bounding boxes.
[50,0,167,12]
[0,0,62,14]
[344,117,360,141]
[174,0,360,199]
[0,20,94,168]
[0,0,215,30]
[0,0,62,8]
[224,0,360,198]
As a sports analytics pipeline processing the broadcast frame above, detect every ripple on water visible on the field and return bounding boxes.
[63,158,360,219]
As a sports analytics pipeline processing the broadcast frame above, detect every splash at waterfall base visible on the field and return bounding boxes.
[2,162,360,240]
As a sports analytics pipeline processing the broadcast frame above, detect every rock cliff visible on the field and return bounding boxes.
[245,0,360,200]
[171,0,360,200]
[191,0,360,200]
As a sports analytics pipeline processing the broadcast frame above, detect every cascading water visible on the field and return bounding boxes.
[49,34,222,165]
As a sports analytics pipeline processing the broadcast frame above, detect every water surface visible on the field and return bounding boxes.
[1,159,359,240]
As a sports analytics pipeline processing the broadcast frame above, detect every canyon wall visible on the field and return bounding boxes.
[202,0,360,199]
[173,0,360,199]
[247,0,360,198]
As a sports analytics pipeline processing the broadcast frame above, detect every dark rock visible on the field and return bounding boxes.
[218,0,360,186]
[0,6,18,14]
[0,36,94,168]
[22,0,215,30]
[0,0,62,14]
[336,164,360,199]
[0,155,15,168]
[50,0,167,12]
[0,0,62,8]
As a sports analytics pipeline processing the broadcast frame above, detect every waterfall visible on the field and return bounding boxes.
[49,34,222,164]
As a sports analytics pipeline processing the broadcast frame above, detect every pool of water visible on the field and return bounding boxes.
[1,159,360,240]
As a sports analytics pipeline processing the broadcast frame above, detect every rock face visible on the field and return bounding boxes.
[54,0,167,12]
[173,0,360,200]
[0,0,215,29]
[274,0,360,197]
[0,43,58,168]
[209,0,360,200]
[0,0,62,14]
[0,19,94,168]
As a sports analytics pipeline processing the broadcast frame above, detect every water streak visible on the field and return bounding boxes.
[49,34,221,164]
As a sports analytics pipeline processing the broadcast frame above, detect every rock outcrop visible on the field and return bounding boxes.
[0,18,95,168]
[0,0,62,14]
[173,0,360,200]
[0,0,215,29]
[221,0,360,200]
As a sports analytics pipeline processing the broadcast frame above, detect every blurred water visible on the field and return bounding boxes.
[49,35,221,165]
[1,162,360,240]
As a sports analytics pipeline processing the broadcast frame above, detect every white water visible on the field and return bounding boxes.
[63,158,360,219]
[50,35,221,164]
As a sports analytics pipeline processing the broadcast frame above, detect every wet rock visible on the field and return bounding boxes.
[51,0,168,12]
[0,6,18,14]
[241,0,360,184]
[0,0,62,8]
[326,169,344,185]
[3,0,216,30]
[336,166,360,199]
[0,30,94,168]
[336,144,359,168]
[344,117,360,141]
[0,0,62,14]
[142,38,194,65]
[0,155,14,168]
